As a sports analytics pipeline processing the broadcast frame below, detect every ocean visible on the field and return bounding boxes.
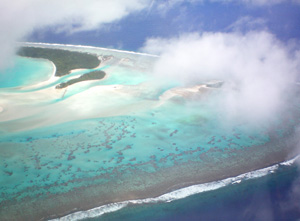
[0,43,299,220]
[96,162,300,221]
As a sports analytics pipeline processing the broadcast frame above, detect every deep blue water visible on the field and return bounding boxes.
[88,163,300,221]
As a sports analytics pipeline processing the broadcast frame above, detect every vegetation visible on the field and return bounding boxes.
[18,47,100,77]
[55,70,106,89]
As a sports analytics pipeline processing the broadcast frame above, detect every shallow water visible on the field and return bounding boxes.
[0,56,54,88]
[0,44,299,220]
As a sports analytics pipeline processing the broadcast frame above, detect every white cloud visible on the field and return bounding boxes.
[0,0,150,69]
[141,31,300,123]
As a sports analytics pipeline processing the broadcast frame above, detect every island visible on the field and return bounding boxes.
[55,70,106,89]
[17,46,100,76]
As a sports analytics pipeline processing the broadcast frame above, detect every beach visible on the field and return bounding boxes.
[1,43,300,220]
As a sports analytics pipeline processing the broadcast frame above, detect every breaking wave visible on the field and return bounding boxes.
[21,42,158,57]
[50,155,300,221]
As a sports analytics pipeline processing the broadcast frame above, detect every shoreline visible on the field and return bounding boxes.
[21,59,59,89]
[0,57,57,91]
[0,60,58,93]
[50,154,300,221]
[16,53,105,91]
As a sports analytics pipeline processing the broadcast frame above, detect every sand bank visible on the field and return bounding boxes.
[0,83,156,132]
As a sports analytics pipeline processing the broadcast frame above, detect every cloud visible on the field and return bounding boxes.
[141,31,300,124]
[0,0,150,69]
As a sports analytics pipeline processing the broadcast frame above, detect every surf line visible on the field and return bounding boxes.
[50,154,300,221]
[19,42,159,58]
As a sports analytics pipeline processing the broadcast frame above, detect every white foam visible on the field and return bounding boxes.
[50,155,299,221]
[20,42,159,58]
[52,203,127,221]
[280,155,300,166]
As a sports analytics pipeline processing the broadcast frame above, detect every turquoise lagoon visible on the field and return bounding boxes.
[0,56,54,88]
[0,44,299,220]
